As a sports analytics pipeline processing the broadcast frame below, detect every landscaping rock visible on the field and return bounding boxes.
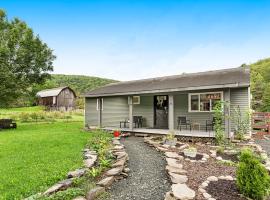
[112,140,121,145]
[67,168,86,178]
[105,167,123,176]
[157,146,169,152]
[43,179,73,195]
[123,167,130,173]
[165,152,182,159]
[166,165,187,174]
[169,172,188,184]
[178,144,189,151]
[203,192,212,199]
[171,183,195,200]
[166,158,183,169]
[97,176,114,187]
[207,176,218,182]
[112,158,126,167]
[134,133,148,137]
[86,186,105,200]
[113,145,124,151]
[84,155,97,168]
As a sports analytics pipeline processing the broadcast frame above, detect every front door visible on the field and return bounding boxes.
[154,95,168,129]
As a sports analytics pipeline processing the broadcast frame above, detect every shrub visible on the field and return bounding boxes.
[232,106,251,140]
[30,112,39,123]
[236,148,270,200]
[213,101,225,145]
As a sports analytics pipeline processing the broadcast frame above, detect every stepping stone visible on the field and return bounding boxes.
[166,158,183,169]
[169,172,188,184]
[105,167,123,176]
[97,176,114,187]
[86,186,105,200]
[166,165,187,174]
[171,183,195,200]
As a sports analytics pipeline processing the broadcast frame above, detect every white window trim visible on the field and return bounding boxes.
[132,96,140,104]
[188,91,223,113]
[96,98,104,111]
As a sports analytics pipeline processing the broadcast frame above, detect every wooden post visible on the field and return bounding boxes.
[129,96,133,130]
[168,95,174,131]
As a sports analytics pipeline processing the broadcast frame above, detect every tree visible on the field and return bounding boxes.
[0,9,56,107]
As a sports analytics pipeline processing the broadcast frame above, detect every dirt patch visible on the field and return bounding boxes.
[206,179,247,200]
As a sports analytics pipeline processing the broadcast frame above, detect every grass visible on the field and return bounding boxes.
[0,122,90,200]
[0,106,44,114]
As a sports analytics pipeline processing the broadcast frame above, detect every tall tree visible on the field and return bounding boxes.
[0,9,55,107]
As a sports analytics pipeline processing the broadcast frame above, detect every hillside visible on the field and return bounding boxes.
[250,58,270,111]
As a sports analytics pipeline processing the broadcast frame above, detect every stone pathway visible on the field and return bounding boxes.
[105,136,170,200]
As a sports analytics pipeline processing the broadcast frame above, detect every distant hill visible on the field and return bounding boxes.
[48,74,117,95]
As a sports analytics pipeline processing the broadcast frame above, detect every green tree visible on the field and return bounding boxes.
[0,9,55,107]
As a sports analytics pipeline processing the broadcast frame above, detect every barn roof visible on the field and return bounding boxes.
[37,87,75,98]
[84,67,250,97]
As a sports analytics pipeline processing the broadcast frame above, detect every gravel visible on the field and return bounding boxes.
[105,136,170,200]
[255,138,270,156]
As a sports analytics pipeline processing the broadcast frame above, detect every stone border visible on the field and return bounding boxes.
[198,175,235,200]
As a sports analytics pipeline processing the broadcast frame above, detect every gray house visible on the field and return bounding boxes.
[84,67,250,137]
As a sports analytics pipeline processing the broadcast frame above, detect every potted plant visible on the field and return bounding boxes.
[183,147,197,158]
[164,131,177,146]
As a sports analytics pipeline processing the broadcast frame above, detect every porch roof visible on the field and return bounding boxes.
[84,67,250,97]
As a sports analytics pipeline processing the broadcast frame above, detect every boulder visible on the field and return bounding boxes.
[67,168,86,178]
[166,158,183,169]
[166,165,187,174]
[207,176,218,182]
[105,167,123,176]
[169,172,188,184]
[97,176,114,187]
[86,186,105,200]
[84,155,97,168]
[112,158,126,168]
[171,184,195,200]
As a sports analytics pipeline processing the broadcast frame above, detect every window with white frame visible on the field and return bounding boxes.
[96,98,104,111]
[188,92,223,112]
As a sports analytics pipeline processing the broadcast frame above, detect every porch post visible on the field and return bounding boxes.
[129,96,133,130]
[224,89,231,138]
[168,95,174,131]
[97,98,102,128]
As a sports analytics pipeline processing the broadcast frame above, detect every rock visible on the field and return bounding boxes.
[84,156,97,168]
[166,165,187,174]
[207,176,218,182]
[203,154,210,159]
[67,168,86,178]
[86,186,105,200]
[171,183,195,200]
[113,145,124,150]
[166,158,183,169]
[169,172,188,184]
[224,175,234,181]
[165,152,182,159]
[105,167,123,176]
[164,192,177,200]
[43,179,73,195]
[97,176,114,187]
[198,187,206,193]
[123,167,131,173]
[201,182,208,188]
[203,192,212,199]
[112,140,121,145]
[112,158,126,167]
[216,156,222,161]
[117,152,128,160]
[202,157,207,161]
[121,172,128,177]
[156,146,169,152]
[178,144,189,151]
[73,196,87,200]
[218,175,225,179]
[208,198,216,200]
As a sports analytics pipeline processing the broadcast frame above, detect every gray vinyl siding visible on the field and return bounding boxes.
[85,98,99,126]
[133,96,154,127]
[102,96,129,127]
[174,94,214,130]
[230,87,250,132]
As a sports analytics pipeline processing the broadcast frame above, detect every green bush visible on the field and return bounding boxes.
[236,148,270,199]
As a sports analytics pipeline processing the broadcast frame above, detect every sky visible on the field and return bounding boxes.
[1,0,270,81]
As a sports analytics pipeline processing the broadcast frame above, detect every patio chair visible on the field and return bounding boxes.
[177,116,191,131]
[120,116,143,128]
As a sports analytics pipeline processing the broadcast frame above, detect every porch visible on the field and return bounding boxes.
[103,127,215,138]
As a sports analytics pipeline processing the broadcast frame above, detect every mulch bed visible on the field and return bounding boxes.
[206,179,247,200]
[179,152,203,160]
[217,152,239,162]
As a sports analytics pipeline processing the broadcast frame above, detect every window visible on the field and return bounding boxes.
[129,96,140,105]
[188,92,223,112]
[96,98,104,111]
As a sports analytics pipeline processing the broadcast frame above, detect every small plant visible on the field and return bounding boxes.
[183,147,197,158]
[213,101,225,145]
[236,148,270,200]
[216,146,225,154]
[166,131,175,140]
[99,157,112,169]
[88,167,102,178]
[232,107,251,140]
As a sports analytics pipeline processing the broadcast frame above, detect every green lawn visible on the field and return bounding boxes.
[0,122,90,200]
